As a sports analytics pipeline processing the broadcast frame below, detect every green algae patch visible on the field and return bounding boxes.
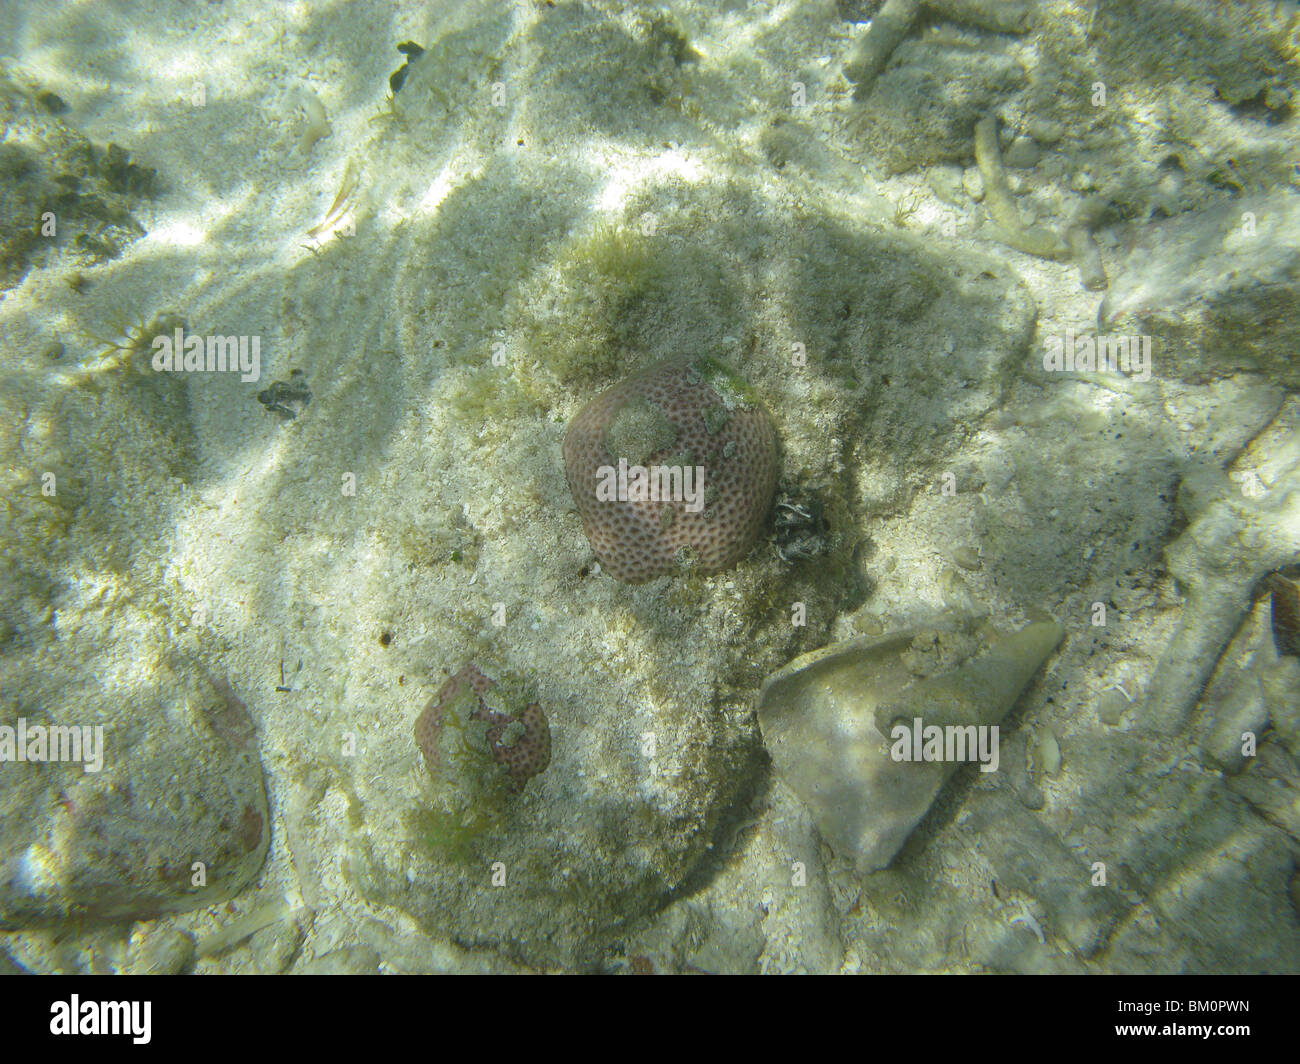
[0,68,156,290]
[521,221,671,385]
[701,404,730,435]
[410,665,551,864]
[409,673,514,860]
[689,355,759,411]
[410,804,502,864]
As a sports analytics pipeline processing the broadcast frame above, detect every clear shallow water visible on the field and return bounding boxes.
[0,0,1298,975]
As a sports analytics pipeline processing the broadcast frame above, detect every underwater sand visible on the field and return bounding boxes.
[1,0,1299,973]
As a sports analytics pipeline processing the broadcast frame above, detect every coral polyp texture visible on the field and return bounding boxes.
[563,356,780,583]
[415,664,551,792]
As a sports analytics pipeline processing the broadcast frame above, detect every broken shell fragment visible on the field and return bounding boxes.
[756,618,1064,873]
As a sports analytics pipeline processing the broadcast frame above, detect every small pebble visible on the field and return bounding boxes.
[41,340,64,361]
[1067,226,1108,291]
[1026,117,1064,145]
[1201,671,1268,774]
[251,914,306,974]
[36,90,68,114]
[1037,729,1062,777]
[1003,137,1041,169]
[125,924,195,975]
[856,614,885,636]
[1097,688,1128,725]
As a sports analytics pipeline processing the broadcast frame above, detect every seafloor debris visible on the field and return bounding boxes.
[80,309,185,376]
[257,368,312,419]
[0,73,155,289]
[844,0,919,99]
[757,617,1064,872]
[973,115,1070,260]
[388,41,425,95]
[772,490,831,562]
[1099,191,1300,386]
[1144,456,1300,735]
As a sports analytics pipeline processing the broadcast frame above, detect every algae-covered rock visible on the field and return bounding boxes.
[0,319,242,932]
[1099,192,1300,387]
[0,67,154,289]
[335,647,765,972]
[757,618,1064,872]
[0,661,269,930]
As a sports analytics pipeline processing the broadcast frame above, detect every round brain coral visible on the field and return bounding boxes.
[563,356,780,583]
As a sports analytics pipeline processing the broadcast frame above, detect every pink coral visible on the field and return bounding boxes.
[563,356,779,582]
[414,665,551,790]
